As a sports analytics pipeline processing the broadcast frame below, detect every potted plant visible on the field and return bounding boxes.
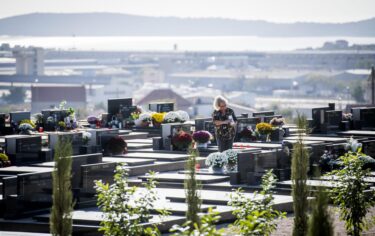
[82,131,92,145]
[171,131,193,151]
[176,110,190,123]
[0,153,11,168]
[18,123,34,135]
[87,115,98,128]
[223,149,239,172]
[105,136,127,155]
[192,130,212,148]
[163,111,182,123]
[57,121,66,131]
[205,152,228,172]
[136,113,152,127]
[255,122,273,142]
[151,112,165,128]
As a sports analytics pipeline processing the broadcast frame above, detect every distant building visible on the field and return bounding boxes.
[31,85,86,113]
[13,47,44,76]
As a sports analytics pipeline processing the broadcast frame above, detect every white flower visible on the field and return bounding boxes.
[223,149,239,165]
[82,131,92,140]
[138,113,152,122]
[163,111,182,123]
[345,136,362,153]
[205,152,228,167]
[176,110,190,122]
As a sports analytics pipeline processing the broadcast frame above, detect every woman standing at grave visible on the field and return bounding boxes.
[212,95,237,152]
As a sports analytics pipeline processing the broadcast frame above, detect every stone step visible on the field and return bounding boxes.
[102,157,156,166]
[121,132,149,140]
[138,173,230,184]
[126,139,153,144]
[127,142,153,150]
[117,152,190,161]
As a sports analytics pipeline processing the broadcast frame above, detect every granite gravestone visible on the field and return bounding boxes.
[195,118,212,131]
[49,132,83,155]
[107,98,132,122]
[162,123,193,150]
[311,106,333,133]
[235,117,261,142]
[204,120,216,143]
[322,110,342,133]
[9,111,30,125]
[352,107,375,130]
[149,102,174,113]
[5,135,42,164]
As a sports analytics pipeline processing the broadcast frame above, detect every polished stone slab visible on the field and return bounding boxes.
[284,136,348,143]
[118,152,190,161]
[127,142,153,149]
[102,157,156,166]
[0,166,53,174]
[138,173,230,184]
[337,130,375,137]
[126,139,153,144]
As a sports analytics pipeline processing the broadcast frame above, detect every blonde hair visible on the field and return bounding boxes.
[213,95,228,110]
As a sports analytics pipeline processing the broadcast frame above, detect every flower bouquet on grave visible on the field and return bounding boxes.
[163,111,182,123]
[151,112,165,128]
[0,153,11,168]
[255,122,273,142]
[171,131,193,151]
[192,130,212,148]
[87,115,99,128]
[269,117,285,127]
[223,149,239,172]
[57,121,66,131]
[18,122,34,135]
[135,113,152,127]
[205,152,228,172]
[176,110,190,123]
[32,113,44,130]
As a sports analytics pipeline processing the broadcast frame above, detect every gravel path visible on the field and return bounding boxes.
[271,207,375,236]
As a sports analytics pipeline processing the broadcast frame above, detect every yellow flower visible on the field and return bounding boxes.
[256,122,273,135]
[152,112,165,123]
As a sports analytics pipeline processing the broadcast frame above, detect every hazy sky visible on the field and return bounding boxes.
[1,0,375,23]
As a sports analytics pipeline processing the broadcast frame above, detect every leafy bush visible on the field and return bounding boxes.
[95,165,165,236]
[228,170,286,235]
[327,152,375,236]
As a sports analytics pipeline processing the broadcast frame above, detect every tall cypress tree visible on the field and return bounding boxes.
[292,114,309,236]
[185,146,202,231]
[50,137,74,236]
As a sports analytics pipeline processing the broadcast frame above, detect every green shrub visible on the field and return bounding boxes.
[50,137,73,236]
[291,114,309,236]
[95,164,164,236]
[228,170,286,235]
[327,152,375,236]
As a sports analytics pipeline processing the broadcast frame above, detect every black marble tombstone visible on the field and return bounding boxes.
[80,162,117,193]
[311,107,333,133]
[194,118,212,131]
[204,120,216,143]
[5,135,42,165]
[149,102,174,113]
[321,110,343,133]
[235,117,261,142]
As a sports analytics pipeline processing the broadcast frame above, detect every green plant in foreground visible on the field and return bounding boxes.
[95,164,165,236]
[170,146,223,236]
[228,170,286,236]
[291,114,309,236]
[50,137,74,236]
[170,208,222,236]
[307,169,334,236]
[327,152,375,236]
[185,147,202,231]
